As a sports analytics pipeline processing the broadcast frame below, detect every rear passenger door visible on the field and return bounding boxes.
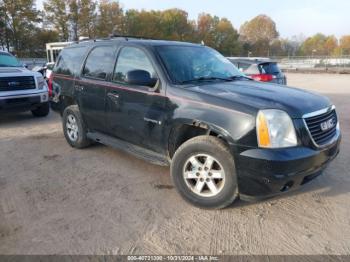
[76,45,117,132]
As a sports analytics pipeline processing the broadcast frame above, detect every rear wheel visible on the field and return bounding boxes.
[62,105,91,149]
[31,102,49,117]
[171,136,238,209]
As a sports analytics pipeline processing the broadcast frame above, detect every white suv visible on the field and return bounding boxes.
[0,51,49,117]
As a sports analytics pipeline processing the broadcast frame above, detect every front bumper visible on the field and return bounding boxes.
[235,133,341,200]
[0,91,49,112]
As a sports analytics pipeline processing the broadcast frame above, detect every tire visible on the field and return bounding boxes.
[62,105,91,149]
[171,136,238,209]
[31,102,50,117]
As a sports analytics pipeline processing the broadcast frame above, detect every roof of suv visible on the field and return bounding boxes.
[66,37,202,48]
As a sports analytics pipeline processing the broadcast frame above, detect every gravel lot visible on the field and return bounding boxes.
[0,73,349,255]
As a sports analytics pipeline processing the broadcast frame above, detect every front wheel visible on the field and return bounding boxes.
[171,136,238,209]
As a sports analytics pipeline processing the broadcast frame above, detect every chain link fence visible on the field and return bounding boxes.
[273,56,350,73]
[18,58,47,70]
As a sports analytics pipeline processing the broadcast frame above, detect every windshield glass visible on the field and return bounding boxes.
[0,53,21,67]
[156,45,243,84]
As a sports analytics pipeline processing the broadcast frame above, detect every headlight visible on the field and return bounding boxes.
[256,109,297,148]
[36,76,46,90]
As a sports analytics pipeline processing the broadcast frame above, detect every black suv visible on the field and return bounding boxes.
[52,37,340,209]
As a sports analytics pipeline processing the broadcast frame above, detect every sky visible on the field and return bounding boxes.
[36,0,350,38]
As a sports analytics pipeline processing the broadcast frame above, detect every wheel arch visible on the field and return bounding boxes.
[59,95,78,116]
[167,119,235,159]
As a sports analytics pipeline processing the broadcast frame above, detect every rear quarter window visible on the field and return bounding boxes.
[54,46,88,76]
[243,64,260,75]
[238,62,251,71]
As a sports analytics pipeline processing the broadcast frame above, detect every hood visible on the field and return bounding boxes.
[0,67,41,77]
[189,80,331,118]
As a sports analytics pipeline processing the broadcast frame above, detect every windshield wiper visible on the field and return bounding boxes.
[228,75,253,81]
[180,76,233,84]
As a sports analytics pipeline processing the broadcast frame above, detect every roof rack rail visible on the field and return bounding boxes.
[72,34,158,44]
[108,34,155,41]
[74,38,94,44]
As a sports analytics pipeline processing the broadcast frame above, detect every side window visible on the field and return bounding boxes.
[244,64,260,75]
[83,46,116,80]
[113,47,156,84]
[238,62,251,71]
[54,46,87,76]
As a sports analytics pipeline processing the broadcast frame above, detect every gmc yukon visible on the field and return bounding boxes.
[51,37,341,209]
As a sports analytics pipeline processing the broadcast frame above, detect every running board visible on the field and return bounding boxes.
[87,132,170,166]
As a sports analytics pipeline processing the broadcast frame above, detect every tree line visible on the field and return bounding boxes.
[1,0,350,58]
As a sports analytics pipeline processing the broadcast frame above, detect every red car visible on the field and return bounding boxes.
[228,57,287,85]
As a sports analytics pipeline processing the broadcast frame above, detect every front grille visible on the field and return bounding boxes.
[304,108,338,146]
[0,76,36,91]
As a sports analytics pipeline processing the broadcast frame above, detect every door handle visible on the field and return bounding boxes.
[75,84,84,91]
[107,92,120,99]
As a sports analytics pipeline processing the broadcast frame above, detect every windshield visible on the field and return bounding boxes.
[0,53,21,67]
[156,45,243,84]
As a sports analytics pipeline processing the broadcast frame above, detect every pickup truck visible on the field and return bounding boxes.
[0,51,49,116]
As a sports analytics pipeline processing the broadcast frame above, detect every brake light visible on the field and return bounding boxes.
[251,74,275,82]
[48,73,53,97]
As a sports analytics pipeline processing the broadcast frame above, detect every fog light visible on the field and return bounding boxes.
[41,94,48,102]
[280,181,294,192]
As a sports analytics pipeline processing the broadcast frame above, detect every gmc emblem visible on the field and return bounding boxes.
[320,118,335,131]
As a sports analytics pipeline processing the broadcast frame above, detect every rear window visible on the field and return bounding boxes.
[54,46,88,76]
[258,62,281,74]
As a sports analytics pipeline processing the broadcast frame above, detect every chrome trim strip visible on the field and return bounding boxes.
[302,105,335,119]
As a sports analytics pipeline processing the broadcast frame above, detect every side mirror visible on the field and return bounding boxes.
[126,70,157,87]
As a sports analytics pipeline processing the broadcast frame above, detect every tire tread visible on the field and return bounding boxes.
[171,135,238,209]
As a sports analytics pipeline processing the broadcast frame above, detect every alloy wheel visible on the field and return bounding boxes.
[66,114,79,142]
[183,154,225,197]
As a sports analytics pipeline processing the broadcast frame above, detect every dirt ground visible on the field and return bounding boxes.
[0,73,349,255]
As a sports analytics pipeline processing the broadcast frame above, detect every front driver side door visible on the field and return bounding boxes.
[105,46,167,154]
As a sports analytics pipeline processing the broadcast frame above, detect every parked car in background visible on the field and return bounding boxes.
[228,57,287,85]
[31,63,47,77]
[32,62,55,80]
[45,62,55,80]
[52,37,340,209]
[0,51,49,116]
